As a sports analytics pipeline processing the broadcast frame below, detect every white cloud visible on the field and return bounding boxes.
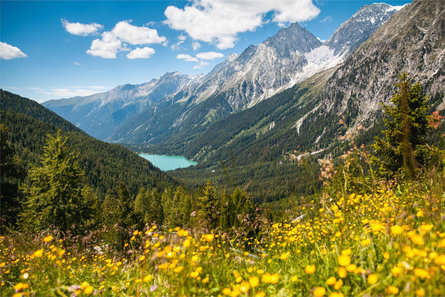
[127,47,155,59]
[192,41,201,50]
[196,51,224,60]
[164,0,320,49]
[31,86,108,99]
[177,51,223,68]
[87,32,123,59]
[171,34,187,50]
[62,19,103,36]
[177,54,199,62]
[112,21,166,45]
[321,16,332,23]
[193,60,210,69]
[0,41,27,60]
[86,21,166,59]
[74,61,81,66]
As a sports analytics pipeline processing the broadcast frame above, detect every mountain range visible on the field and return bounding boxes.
[44,2,403,145]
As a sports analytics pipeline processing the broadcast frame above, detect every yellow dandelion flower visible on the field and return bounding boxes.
[416,210,424,217]
[255,291,266,297]
[414,268,430,279]
[280,252,290,260]
[434,255,445,265]
[338,255,351,266]
[386,286,399,294]
[390,225,403,235]
[222,288,231,296]
[249,276,259,288]
[383,252,390,259]
[14,282,29,292]
[203,234,214,242]
[326,276,336,286]
[270,273,279,284]
[143,274,152,282]
[33,249,44,258]
[202,276,209,284]
[305,264,316,274]
[43,235,53,243]
[367,274,378,285]
[84,285,94,295]
[313,286,326,297]
[391,266,402,277]
[341,249,351,256]
[329,292,344,297]
[361,238,371,246]
[333,279,342,290]
[410,234,424,246]
[239,281,250,293]
[337,267,347,278]
[415,288,425,296]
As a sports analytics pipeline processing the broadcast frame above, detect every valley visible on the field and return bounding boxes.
[1,0,444,296]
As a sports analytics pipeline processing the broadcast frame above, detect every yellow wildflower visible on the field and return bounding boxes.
[414,268,430,279]
[367,274,378,285]
[313,286,326,297]
[222,288,231,296]
[326,276,336,286]
[415,288,425,296]
[239,281,250,293]
[338,255,350,266]
[337,267,347,278]
[434,255,445,265]
[361,238,371,246]
[305,264,316,274]
[390,225,403,235]
[43,235,53,243]
[84,286,94,295]
[33,249,43,258]
[386,286,399,295]
[249,276,259,288]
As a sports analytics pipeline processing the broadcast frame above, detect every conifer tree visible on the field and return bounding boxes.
[0,124,24,232]
[373,73,431,178]
[21,131,93,233]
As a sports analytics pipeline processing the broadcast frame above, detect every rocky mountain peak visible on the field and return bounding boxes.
[326,2,400,56]
[264,22,322,56]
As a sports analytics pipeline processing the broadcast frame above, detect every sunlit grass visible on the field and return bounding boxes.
[1,183,444,296]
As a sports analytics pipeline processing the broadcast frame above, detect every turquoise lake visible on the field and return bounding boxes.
[139,153,197,171]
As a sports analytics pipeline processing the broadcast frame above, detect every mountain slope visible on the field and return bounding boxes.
[326,3,403,57]
[156,0,444,173]
[319,0,444,130]
[1,90,175,196]
[44,72,198,140]
[109,3,399,145]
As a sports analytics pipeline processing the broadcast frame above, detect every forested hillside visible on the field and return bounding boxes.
[0,90,174,196]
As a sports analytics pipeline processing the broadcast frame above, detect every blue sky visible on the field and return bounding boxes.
[0,0,411,103]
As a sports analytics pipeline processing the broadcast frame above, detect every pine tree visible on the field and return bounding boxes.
[21,131,93,233]
[373,73,432,178]
[0,124,24,232]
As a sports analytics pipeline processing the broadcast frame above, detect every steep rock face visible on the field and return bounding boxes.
[320,0,444,127]
[182,3,401,112]
[182,23,322,110]
[326,3,401,57]
[44,72,198,140]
